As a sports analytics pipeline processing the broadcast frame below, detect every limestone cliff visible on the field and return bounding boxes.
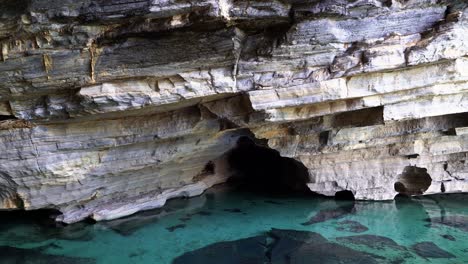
[0,0,467,223]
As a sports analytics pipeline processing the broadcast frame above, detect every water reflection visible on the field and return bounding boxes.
[101,194,208,236]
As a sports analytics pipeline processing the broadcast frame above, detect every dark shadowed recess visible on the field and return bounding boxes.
[394,166,432,196]
[0,115,16,121]
[335,190,355,201]
[0,209,95,242]
[0,208,63,228]
[224,136,314,196]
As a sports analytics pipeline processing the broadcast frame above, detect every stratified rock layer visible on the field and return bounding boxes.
[0,0,467,222]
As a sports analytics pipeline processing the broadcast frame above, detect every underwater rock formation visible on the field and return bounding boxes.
[0,0,467,222]
[173,228,455,263]
[0,246,95,264]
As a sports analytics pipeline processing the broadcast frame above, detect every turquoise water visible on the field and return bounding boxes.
[1,186,468,263]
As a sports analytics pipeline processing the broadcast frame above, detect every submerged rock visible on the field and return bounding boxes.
[269,228,328,244]
[288,242,380,264]
[102,194,208,236]
[223,208,243,213]
[187,211,212,217]
[441,234,456,241]
[173,228,386,264]
[411,242,456,259]
[128,249,148,259]
[336,220,369,233]
[302,202,355,225]
[335,234,413,263]
[264,200,283,205]
[172,235,268,264]
[425,215,468,232]
[336,235,406,251]
[166,224,186,232]
[0,246,95,264]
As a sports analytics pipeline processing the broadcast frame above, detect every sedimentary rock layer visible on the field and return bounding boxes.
[0,0,467,222]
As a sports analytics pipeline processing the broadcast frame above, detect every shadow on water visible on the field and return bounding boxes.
[0,246,95,264]
[0,209,97,263]
[0,209,95,243]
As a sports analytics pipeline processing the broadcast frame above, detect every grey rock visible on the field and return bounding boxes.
[411,242,456,259]
[0,0,467,222]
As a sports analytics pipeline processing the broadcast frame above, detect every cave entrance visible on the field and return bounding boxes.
[335,190,355,201]
[394,166,432,196]
[210,136,312,195]
[0,115,16,121]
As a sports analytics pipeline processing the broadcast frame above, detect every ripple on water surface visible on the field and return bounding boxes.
[0,187,467,264]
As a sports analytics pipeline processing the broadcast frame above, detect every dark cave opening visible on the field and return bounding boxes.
[219,136,313,195]
[0,115,16,121]
[335,190,355,201]
[0,208,63,227]
[394,166,432,196]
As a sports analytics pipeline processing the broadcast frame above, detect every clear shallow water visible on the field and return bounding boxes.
[1,186,468,264]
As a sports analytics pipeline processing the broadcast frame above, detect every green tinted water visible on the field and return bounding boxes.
[1,186,467,263]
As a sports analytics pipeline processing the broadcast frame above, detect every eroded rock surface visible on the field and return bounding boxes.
[0,0,467,222]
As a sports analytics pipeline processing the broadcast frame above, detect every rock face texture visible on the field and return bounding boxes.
[0,0,467,223]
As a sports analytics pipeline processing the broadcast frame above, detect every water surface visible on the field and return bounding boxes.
[1,186,467,263]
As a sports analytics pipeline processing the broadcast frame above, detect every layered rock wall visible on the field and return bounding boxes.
[0,0,467,223]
